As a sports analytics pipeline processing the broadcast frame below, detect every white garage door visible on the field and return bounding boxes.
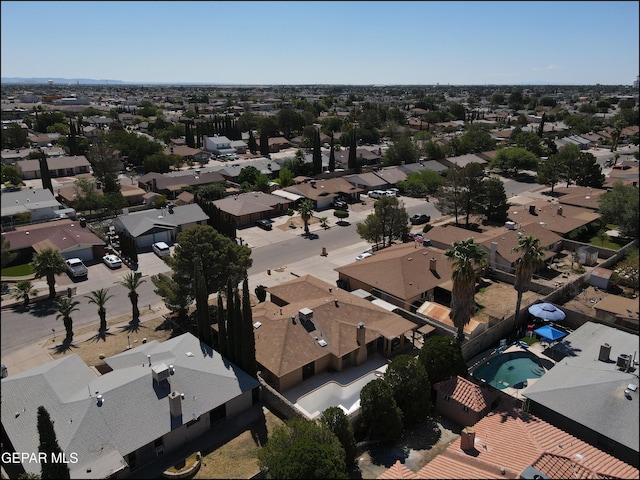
[62,247,94,262]
[137,230,171,248]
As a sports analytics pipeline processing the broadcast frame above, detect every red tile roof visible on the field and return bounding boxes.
[377,460,416,479]
[412,406,639,479]
[434,376,493,413]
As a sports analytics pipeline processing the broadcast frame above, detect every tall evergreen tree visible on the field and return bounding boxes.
[348,125,358,171]
[312,129,322,175]
[194,258,212,346]
[225,278,236,364]
[260,130,269,157]
[39,150,53,194]
[241,277,257,377]
[248,130,257,154]
[328,131,336,172]
[537,113,546,138]
[67,120,78,156]
[217,292,227,358]
[37,406,70,479]
[233,287,243,366]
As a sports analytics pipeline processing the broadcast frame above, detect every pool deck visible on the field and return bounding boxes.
[467,341,556,400]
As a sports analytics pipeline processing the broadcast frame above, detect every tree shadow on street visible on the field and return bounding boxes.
[15,298,57,317]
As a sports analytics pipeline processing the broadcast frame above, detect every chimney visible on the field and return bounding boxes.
[598,343,611,362]
[357,322,366,346]
[490,242,498,268]
[460,427,476,451]
[557,206,563,216]
[528,204,536,215]
[168,391,182,418]
[429,257,437,272]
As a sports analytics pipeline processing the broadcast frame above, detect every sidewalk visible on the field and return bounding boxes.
[1,302,170,376]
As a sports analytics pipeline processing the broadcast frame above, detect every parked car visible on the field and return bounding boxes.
[410,213,431,225]
[384,190,398,197]
[152,241,171,257]
[333,199,348,210]
[256,219,273,230]
[356,252,373,261]
[102,254,122,269]
[368,190,385,199]
[407,232,423,241]
[66,258,88,278]
[386,188,400,197]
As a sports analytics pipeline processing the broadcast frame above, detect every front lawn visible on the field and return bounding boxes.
[1,263,34,277]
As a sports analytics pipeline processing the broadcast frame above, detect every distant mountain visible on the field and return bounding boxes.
[1,77,124,85]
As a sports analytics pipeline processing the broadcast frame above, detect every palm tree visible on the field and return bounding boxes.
[12,279,36,307]
[118,272,146,324]
[298,199,314,235]
[31,248,67,299]
[55,297,80,339]
[444,238,486,343]
[85,288,114,332]
[512,235,545,328]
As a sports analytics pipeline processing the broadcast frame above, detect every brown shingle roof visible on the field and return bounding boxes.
[508,200,600,235]
[335,244,453,302]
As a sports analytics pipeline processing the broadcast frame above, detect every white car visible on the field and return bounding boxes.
[102,254,122,269]
[368,190,385,199]
[356,252,373,261]
[152,241,171,257]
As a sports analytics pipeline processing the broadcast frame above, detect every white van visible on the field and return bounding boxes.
[152,241,171,257]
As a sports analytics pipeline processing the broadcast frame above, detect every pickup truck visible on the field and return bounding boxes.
[66,258,88,278]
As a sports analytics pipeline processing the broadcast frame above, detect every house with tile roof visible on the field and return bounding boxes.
[422,224,488,251]
[377,460,416,479]
[433,376,495,428]
[385,405,638,479]
[0,333,259,479]
[162,144,209,164]
[335,243,454,311]
[112,203,209,249]
[523,322,640,467]
[244,275,418,392]
[552,185,607,211]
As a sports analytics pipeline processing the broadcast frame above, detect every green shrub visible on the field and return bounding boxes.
[334,210,349,219]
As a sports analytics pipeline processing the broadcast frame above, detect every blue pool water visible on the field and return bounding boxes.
[472,350,546,390]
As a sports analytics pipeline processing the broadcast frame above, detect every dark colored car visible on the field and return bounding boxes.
[410,213,431,225]
[256,219,273,230]
[333,200,348,210]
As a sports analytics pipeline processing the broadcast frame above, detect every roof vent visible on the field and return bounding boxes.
[299,308,313,321]
[317,339,327,347]
[152,363,170,383]
[253,321,262,329]
[598,343,611,362]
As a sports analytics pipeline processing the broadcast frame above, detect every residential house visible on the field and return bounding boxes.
[16,155,91,180]
[266,136,292,153]
[0,333,259,479]
[57,181,146,208]
[244,275,418,392]
[555,134,594,150]
[421,224,488,251]
[439,153,487,169]
[2,218,106,263]
[112,203,209,249]
[136,170,226,199]
[433,376,495,428]
[399,160,448,174]
[553,185,606,211]
[27,132,60,147]
[163,145,209,165]
[343,172,388,192]
[592,296,639,331]
[507,200,600,237]
[204,135,235,156]
[174,190,195,206]
[335,243,454,311]
[392,405,639,479]
[211,191,293,228]
[373,166,409,186]
[1,188,65,223]
[230,139,248,154]
[523,322,639,467]
[480,222,562,274]
[283,177,362,210]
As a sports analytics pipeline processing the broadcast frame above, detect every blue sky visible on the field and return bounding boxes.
[2,1,638,85]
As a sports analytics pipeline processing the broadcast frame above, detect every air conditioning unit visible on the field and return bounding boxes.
[617,354,631,370]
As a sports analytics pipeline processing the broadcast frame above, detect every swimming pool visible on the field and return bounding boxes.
[471,350,546,390]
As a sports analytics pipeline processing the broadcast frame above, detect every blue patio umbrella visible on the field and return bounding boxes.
[528,303,566,322]
[534,325,567,344]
